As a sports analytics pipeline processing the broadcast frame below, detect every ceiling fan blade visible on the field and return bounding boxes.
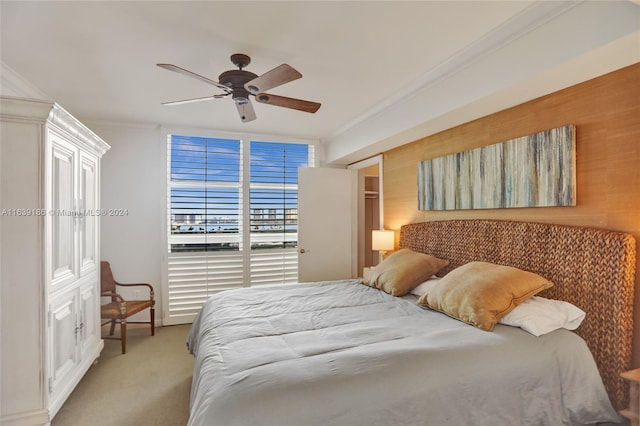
[245,64,302,94]
[236,100,256,123]
[254,93,321,113]
[157,63,231,92]
[161,94,227,106]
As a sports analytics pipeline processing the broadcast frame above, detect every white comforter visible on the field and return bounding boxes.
[187,279,620,426]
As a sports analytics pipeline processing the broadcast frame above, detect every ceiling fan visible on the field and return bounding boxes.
[157,53,321,123]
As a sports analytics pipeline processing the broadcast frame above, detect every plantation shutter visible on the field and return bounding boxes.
[164,134,314,325]
[249,141,311,285]
[166,136,244,323]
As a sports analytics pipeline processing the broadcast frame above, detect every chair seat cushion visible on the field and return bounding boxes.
[101,300,154,319]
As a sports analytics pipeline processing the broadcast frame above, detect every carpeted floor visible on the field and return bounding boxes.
[51,324,194,426]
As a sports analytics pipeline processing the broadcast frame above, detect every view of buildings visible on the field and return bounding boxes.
[171,208,298,234]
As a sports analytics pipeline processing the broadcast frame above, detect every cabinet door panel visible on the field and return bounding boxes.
[48,134,78,288]
[78,280,99,358]
[49,292,80,395]
[79,153,98,275]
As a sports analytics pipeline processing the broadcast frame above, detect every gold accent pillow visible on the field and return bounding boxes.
[363,248,449,296]
[416,261,553,331]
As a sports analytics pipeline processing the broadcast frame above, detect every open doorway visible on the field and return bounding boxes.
[348,155,383,276]
[363,165,380,268]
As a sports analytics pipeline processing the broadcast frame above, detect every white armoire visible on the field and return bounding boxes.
[1,96,110,425]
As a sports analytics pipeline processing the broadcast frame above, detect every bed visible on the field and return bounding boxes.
[187,219,637,426]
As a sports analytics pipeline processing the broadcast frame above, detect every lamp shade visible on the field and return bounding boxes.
[372,230,395,252]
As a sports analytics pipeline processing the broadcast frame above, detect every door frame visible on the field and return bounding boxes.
[348,155,384,276]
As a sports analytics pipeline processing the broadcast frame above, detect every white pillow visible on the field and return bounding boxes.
[409,277,441,296]
[499,296,585,336]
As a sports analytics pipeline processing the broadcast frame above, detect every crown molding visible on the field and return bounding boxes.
[325,1,581,143]
[1,96,110,155]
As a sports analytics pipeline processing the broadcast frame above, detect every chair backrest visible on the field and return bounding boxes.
[100,261,117,293]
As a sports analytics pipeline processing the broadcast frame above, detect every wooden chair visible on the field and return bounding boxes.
[100,261,155,354]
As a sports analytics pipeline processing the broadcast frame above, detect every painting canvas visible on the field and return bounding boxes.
[417,125,575,210]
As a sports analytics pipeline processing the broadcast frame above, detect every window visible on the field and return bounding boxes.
[165,133,315,324]
[250,141,307,250]
[169,136,241,253]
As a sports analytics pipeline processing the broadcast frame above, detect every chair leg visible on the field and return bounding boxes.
[150,307,155,336]
[120,319,127,354]
[109,319,116,336]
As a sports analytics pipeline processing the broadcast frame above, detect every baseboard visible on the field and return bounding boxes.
[1,408,50,426]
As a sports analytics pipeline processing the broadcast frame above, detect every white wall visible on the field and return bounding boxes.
[88,122,164,323]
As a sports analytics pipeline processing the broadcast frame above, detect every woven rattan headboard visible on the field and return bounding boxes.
[399,219,636,411]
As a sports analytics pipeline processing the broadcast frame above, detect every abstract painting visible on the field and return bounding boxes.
[417,125,575,210]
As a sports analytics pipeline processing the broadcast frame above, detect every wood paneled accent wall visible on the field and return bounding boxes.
[383,62,640,360]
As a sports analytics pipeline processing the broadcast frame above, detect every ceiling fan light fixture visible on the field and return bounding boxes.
[232,86,251,105]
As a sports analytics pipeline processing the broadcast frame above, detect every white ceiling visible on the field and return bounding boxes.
[2,1,639,165]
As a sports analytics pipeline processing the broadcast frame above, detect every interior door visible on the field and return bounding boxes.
[298,167,356,282]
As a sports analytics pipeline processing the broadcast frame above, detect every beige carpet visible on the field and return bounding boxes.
[52,324,194,426]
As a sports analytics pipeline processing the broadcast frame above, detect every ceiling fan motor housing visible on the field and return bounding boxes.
[218,69,258,104]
